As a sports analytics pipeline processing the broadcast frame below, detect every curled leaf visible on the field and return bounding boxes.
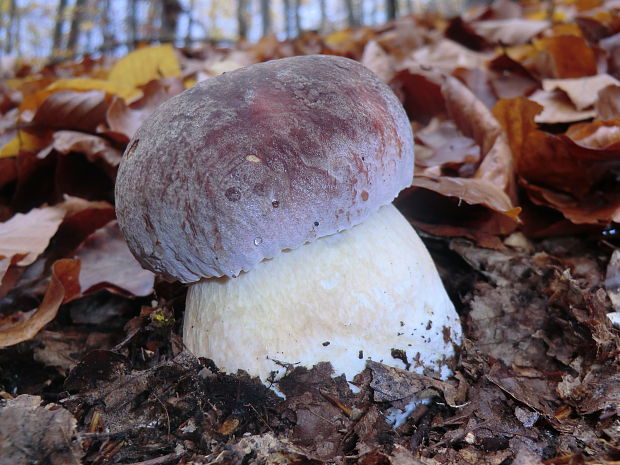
[0,258,80,348]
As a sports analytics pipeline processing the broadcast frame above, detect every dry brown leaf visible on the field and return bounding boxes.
[390,69,445,124]
[412,176,520,220]
[596,84,620,119]
[52,130,122,168]
[361,40,395,83]
[0,205,67,278]
[30,89,110,132]
[566,119,620,149]
[76,221,155,297]
[542,74,620,110]
[0,258,80,348]
[409,39,490,73]
[471,19,549,45]
[442,76,516,198]
[534,35,598,78]
[529,89,596,123]
[105,78,184,140]
[495,97,620,224]
[0,395,83,465]
[415,119,480,171]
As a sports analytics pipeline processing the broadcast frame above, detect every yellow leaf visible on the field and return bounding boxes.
[0,137,19,158]
[46,78,136,100]
[108,44,181,90]
[0,131,51,158]
[324,29,353,49]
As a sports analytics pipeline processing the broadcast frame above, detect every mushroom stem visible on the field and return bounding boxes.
[183,204,461,382]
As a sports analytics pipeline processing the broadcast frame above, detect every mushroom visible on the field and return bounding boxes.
[115,55,461,382]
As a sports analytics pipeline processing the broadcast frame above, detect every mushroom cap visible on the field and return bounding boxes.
[115,55,414,282]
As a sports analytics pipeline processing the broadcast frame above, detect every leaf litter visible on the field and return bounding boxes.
[1,0,620,463]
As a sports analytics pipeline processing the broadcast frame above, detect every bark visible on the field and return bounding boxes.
[101,0,113,53]
[161,0,182,43]
[260,0,272,36]
[283,0,292,38]
[237,0,249,40]
[319,0,326,32]
[127,0,138,48]
[344,0,358,27]
[386,0,398,21]
[294,0,302,35]
[185,0,195,47]
[4,0,17,54]
[51,0,69,56]
[67,0,87,54]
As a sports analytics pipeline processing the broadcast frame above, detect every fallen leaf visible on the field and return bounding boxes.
[0,258,80,348]
[0,395,83,465]
[390,69,445,124]
[76,221,155,297]
[31,89,110,132]
[534,35,597,78]
[361,40,395,83]
[43,78,135,101]
[409,39,491,73]
[471,19,549,45]
[0,205,67,280]
[487,363,557,418]
[107,44,181,91]
[596,84,620,119]
[105,78,183,140]
[494,97,620,199]
[605,249,620,312]
[542,74,620,110]
[565,119,620,150]
[412,176,519,220]
[529,89,596,123]
[0,130,52,158]
[368,361,462,407]
[52,130,122,169]
[442,76,516,198]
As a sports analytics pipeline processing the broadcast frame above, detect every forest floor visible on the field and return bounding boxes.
[1,0,619,463]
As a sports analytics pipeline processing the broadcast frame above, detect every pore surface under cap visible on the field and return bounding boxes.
[115,55,414,282]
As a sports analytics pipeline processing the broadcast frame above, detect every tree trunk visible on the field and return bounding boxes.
[386,0,398,21]
[185,0,195,47]
[100,0,113,53]
[127,0,138,48]
[51,0,69,56]
[260,0,272,36]
[4,0,17,54]
[344,0,358,27]
[67,0,87,55]
[319,0,326,32]
[294,0,302,36]
[282,0,292,39]
[161,0,182,43]
[237,0,249,40]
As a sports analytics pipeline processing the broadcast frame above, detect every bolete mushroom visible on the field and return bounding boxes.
[115,55,461,382]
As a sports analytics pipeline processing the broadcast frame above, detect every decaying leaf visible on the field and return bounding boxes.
[542,74,620,111]
[0,395,83,465]
[368,361,462,408]
[0,258,80,348]
[0,204,67,281]
[76,220,155,297]
[105,78,183,140]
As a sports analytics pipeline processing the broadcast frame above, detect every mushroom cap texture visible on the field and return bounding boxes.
[115,54,414,282]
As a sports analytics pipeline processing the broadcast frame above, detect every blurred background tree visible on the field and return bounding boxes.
[0,0,469,60]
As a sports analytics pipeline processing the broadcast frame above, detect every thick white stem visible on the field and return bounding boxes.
[184,204,461,381]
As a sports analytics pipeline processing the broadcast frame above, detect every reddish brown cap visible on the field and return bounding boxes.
[115,55,414,282]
